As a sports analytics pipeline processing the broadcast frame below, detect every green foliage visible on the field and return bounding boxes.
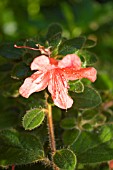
[22,108,45,130]
[53,149,77,170]
[62,129,80,145]
[83,39,97,49]
[70,124,113,164]
[60,117,76,129]
[79,51,98,66]
[0,129,44,166]
[0,0,113,169]
[69,80,84,93]
[0,107,19,129]
[70,86,102,109]
[0,43,24,60]
[11,62,30,79]
[58,37,86,55]
[52,106,62,121]
[46,23,62,40]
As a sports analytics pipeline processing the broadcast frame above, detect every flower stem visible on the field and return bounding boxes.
[12,165,15,170]
[47,103,59,170]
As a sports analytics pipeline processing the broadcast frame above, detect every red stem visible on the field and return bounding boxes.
[12,165,15,170]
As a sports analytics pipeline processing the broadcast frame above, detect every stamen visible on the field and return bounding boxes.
[14,44,39,51]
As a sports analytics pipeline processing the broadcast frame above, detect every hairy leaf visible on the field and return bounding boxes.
[53,149,77,170]
[0,43,24,60]
[70,124,113,164]
[23,108,45,130]
[58,37,86,55]
[70,86,102,109]
[0,129,44,166]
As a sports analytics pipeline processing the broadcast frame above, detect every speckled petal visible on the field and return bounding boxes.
[58,54,81,69]
[63,67,97,82]
[48,69,73,109]
[30,55,50,71]
[19,71,49,98]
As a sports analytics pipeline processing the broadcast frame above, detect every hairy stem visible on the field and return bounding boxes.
[47,103,59,170]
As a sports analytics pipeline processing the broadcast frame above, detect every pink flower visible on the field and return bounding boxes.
[19,54,97,109]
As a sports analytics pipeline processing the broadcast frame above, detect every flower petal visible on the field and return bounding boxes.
[58,54,81,69]
[48,69,73,109]
[63,67,97,82]
[30,55,50,71]
[19,71,49,98]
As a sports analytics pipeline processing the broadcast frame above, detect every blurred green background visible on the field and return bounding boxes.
[0,0,113,79]
[0,0,113,169]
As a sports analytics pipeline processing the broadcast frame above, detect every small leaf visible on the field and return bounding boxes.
[48,32,62,47]
[53,149,77,170]
[69,80,84,93]
[82,123,93,131]
[23,108,45,130]
[82,109,98,120]
[60,117,76,129]
[58,37,86,55]
[0,42,24,60]
[62,129,80,145]
[70,86,102,109]
[0,129,44,166]
[79,51,98,66]
[83,39,97,48]
[46,23,62,40]
[11,62,30,79]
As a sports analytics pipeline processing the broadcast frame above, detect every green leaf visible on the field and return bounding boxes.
[0,42,24,60]
[0,108,19,129]
[58,37,86,55]
[18,94,45,109]
[22,53,34,65]
[69,80,84,93]
[70,124,113,164]
[83,39,97,48]
[0,78,20,97]
[52,106,62,121]
[70,86,102,109]
[79,51,98,66]
[53,149,77,170]
[82,109,98,120]
[23,108,45,130]
[48,32,62,47]
[11,62,30,79]
[0,63,13,72]
[82,123,93,131]
[60,117,76,129]
[62,129,80,145]
[0,129,44,166]
[46,23,62,40]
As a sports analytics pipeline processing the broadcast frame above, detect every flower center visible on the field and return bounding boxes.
[49,58,58,66]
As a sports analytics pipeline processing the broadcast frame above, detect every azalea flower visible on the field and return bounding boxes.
[19,54,97,109]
